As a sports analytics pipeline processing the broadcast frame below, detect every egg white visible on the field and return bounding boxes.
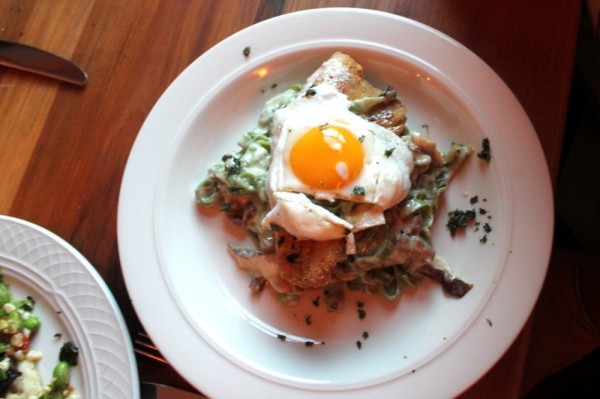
[263,83,413,241]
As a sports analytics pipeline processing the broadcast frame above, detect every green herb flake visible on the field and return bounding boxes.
[356,340,362,349]
[477,138,491,163]
[304,84,317,97]
[243,46,251,57]
[221,154,242,175]
[384,147,396,157]
[352,186,366,196]
[277,334,287,341]
[379,86,395,98]
[447,209,477,236]
[285,253,300,263]
[357,309,367,320]
[312,296,320,307]
[59,341,79,366]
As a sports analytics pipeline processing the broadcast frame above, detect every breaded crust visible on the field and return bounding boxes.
[306,51,407,135]
[275,229,345,289]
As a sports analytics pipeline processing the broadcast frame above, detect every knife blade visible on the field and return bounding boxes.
[0,39,87,86]
[140,382,207,399]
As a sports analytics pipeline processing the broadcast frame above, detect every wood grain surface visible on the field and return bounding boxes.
[0,1,581,397]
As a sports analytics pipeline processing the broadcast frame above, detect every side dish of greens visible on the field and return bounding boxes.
[0,270,80,399]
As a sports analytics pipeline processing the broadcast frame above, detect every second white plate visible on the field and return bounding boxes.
[0,215,139,399]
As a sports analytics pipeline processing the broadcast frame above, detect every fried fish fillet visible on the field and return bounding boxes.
[275,229,345,289]
[305,51,407,135]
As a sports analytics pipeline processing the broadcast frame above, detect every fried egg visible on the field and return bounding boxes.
[262,83,413,241]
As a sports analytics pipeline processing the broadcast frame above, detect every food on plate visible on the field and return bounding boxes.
[0,270,80,399]
[196,52,473,307]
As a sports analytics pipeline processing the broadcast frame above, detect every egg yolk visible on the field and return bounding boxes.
[290,125,364,189]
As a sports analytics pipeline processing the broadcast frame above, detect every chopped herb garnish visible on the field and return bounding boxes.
[59,341,79,366]
[319,122,329,131]
[271,83,277,89]
[356,340,362,349]
[358,135,365,143]
[483,223,492,233]
[277,334,286,341]
[470,195,479,204]
[480,235,488,244]
[362,331,369,339]
[305,341,314,347]
[357,309,367,319]
[477,138,491,163]
[53,333,62,339]
[312,296,320,307]
[19,302,34,312]
[285,253,300,263]
[222,154,241,175]
[379,86,396,99]
[351,186,366,196]
[305,315,312,325]
[243,46,251,57]
[447,209,477,236]
[486,318,493,327]
[384,147,396,157]
[479,208,487,215]
[304,84,317,97]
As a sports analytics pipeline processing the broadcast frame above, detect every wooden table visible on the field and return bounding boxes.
[0,1,581,397]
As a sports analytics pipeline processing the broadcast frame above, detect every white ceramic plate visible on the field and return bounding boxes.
[0,215,139,399]
[118,8,553,398]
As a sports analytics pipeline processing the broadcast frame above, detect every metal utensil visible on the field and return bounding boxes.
[141,382,207,399]
[134,331,169,364]
[135,332,206,397]
[0,39,87,85]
